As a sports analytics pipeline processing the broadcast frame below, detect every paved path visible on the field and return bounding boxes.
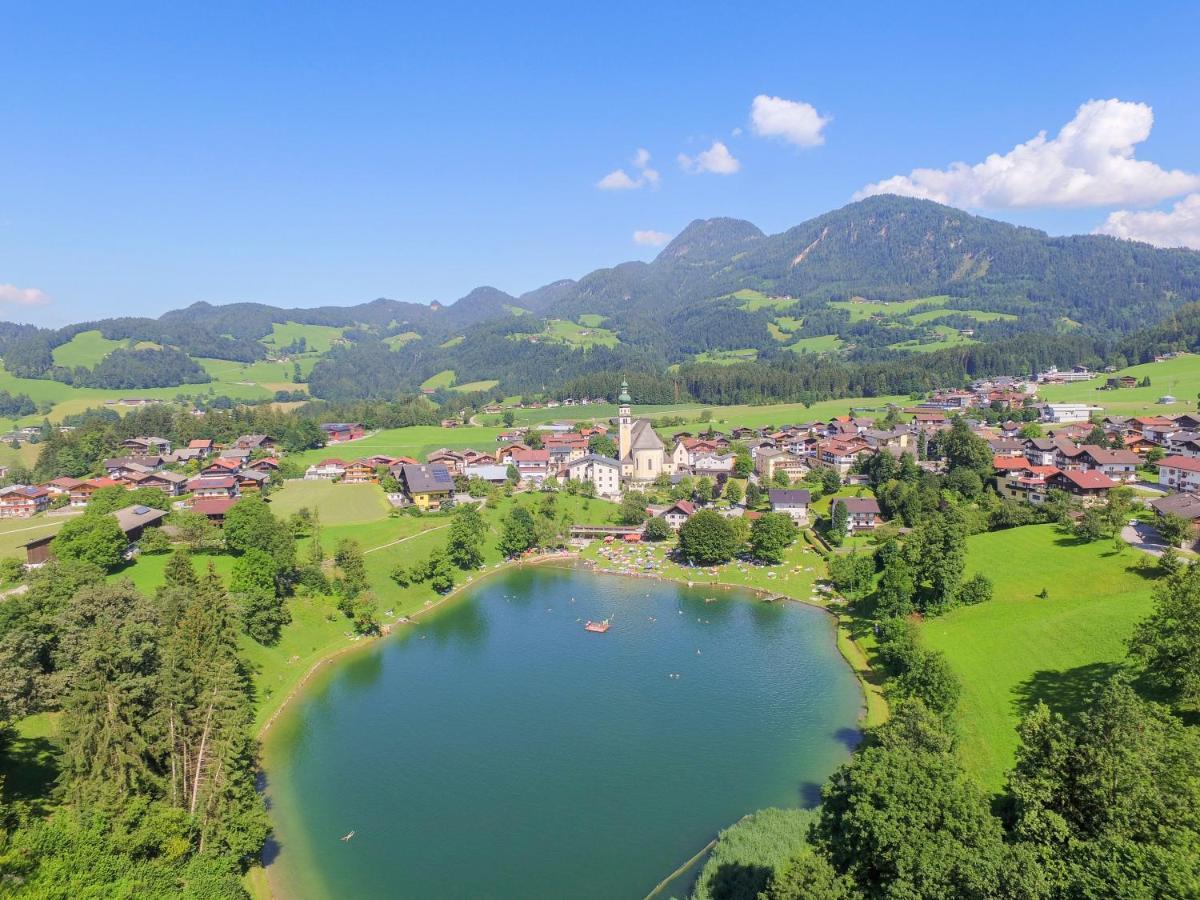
[364,523,450,555]
[1121,520,1168,557]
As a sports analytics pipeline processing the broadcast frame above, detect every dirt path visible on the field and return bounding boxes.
[363,522,451,555]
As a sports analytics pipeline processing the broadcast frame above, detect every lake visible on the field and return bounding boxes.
[263,564,862,899]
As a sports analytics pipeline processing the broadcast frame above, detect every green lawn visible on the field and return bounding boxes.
[1039,354,1200,416]
[268,480,393,525]
[197,357,312,389]
[439,335,464,348]
[111,550,238,593]
[920,524,1156,792]
[0,514,68,560]
[421,369,457,390]
[51,330,126,367]
[0,712,61,813]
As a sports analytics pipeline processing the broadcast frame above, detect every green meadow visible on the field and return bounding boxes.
[919,524,1155,792]
[421,369,457,390]
[1038,354,1200,416]
[829,295,950,322]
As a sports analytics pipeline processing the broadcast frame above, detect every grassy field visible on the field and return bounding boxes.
[888,324,979,353]
[829,295,949,322]
[439,335,464,348]
[540,318,620,348]
[920,524,1155,792]
[289,424,508,467]
[0,514,71,560]
[1039,354,1200,416]
[577,313,607,327]
[111,550,238,593]
[907,308,1018,324]
[383,331,421,349]
[693,348,758,365]
[787,334,844,354]
[268,480,393,525]
[421,369,457,390]
[259,322,345,354]
[197,357,311,389]
[51,330,126,367]
[451,379,500,393]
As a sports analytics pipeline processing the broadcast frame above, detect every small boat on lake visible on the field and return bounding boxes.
[584,619,611,633]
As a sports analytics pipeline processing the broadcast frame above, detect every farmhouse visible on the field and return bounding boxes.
[0,485,51,519]
[321,422,365,443]
[1048,469,1116,504]
[69,478,120,507]
[341,460,378,484]
[23,503,168,566]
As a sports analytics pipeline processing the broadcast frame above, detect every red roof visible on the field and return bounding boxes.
[1057,470,1116,490]
[81,477,118,490]
[188,476,237,489]
[188,439,213,448]
[191,497,238,516]
[205,458,240,470]
[1159,455,1200,473]
[993,456,1031,471]
[512,449,550,462]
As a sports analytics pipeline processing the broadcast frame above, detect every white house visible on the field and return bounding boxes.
[660,500,695,530]
[1157,456,1200,493]
[305,459,347,480]
[768,488,811,524]
[565,454,621,498]
[1039,403,1102,424]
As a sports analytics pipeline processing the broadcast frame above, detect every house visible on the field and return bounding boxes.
[996,465,1059,505]
[305,459,347,480]
[41,476,83,497]
[187,476,240,499]
[247,457,280,473]
[320,422,365,443]
[1023,438,1059,467]
[427,449,467,475]
[1157,456,1200,493]
[659,500,695,530]
[0,485,51,518]
[69,477,120,507]
[104,455,164,478]
[768,488,811,524]
[1150,493,1200,548]
[23,503,168,565]
[121,436,172,455]
[342,460,378,484]
[187,438,214,457]
[398,464,454,510]
[831,497,882,532]
[200,458,242,477]
[693,453,736,475]
[218,447,252,463]
[565,454,621,498]
[235,434,275,451]
[1048,469,1116,504]
[510,448,551,483]
[236,470,270,492]
[1078,446,1140,482]
[127,470,189,496]
[190,496,239,524]
[816,438,873,476]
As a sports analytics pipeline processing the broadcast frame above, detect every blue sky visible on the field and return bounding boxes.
[2,0,1198,326]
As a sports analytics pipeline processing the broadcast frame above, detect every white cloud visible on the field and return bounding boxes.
[856,99,1200,208]
[1096,193,1200,250]
[633,229,671,247]
[596,148,659,190]
[0,284,50,306]
[750,94,830,147]
[678,141,740,175]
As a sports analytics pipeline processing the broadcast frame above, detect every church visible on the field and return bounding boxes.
[617,380,671,483]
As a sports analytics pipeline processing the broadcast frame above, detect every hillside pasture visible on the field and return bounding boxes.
[693,348,758,365]
[540,318,620,348]
[451,379,500,393]
[1038,354,1200,416]
[420,369,457,390]
[906,308,1018,324]
[786,334,844,354]
[919,524,1155,792]
[260,322,346,354]
[51,330,126,368]
[383,331,421,349]
[731,289,795,312]
[829,295,949,322]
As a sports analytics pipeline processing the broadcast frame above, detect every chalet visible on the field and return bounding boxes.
[235,434,275,451]
[659,500,695,530]
[427,449,467,475]
[1157,456,1200,493]
[461,450,497,467]
[1048,469,1116,504]
[342,460,378,484]
[996,465,1059,505]
[69,477,119,507]
[510,448,550,482]
[236,470,270,492]
[166,447,208,464]
[190,496,238,524]
[1172,413,1200,431]
[320,422,365,443]
[1023,438,1059,467]
[495,443,530,462]
[988,438,1025,458]
[398,463,454,510]
[0,485,50,518]
[247,457,280,473]
[831,497,882,533]
[121,436,171,455]
[187,438,214,457]
[565,455,621,498]
[187,476,240,499]
[305,459,347,480]
[41,476,82,497]
[200,458,242,477]
[768,488,810,524]
[103,456,164,478]
[126,470,188,496]
[1150,493,1200,548]
[1078,446,1139,482]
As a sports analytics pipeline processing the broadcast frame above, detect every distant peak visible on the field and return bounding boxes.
[657,217,764,261]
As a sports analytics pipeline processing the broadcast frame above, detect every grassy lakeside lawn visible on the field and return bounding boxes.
[919,524,1156,792]
[0,712,61,814]
[267,480,393,525]
[1038,354,1200,416]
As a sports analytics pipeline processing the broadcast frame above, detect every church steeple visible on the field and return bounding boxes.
[618,378,632,461]
[618,378,631,404]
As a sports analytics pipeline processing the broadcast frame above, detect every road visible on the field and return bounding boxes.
[1121,520,1168,557]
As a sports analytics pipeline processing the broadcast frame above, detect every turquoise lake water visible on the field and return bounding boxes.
[264,565,862,899]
